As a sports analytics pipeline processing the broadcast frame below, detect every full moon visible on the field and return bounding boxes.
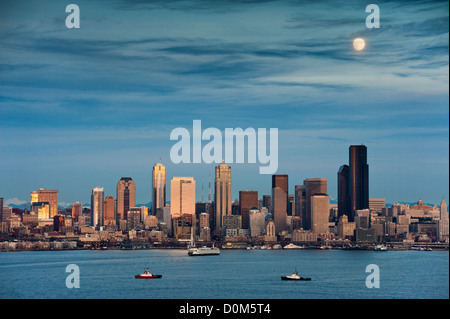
[353,38,366,51]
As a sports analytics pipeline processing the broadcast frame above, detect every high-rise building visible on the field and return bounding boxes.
[438,198,449,241]
[262,195,271,212]
[304,178,327,230]
[214,160,232,231]
[152,163,166,215]
[116,177,136,221]
[170,177,196,218]
[249,208,266,237]
[349,145,369,218]
[337,164,350,219]
[310,193,330,234]
[338,145,369,222]
[239,190,258,230]
[294,185,306,221]
[71,202,83,223]
[440,198,448,219]
[31,202,50,219]
[272,174,288,234]
[30,189,58,219]
[272,187,287,234]
[104,195,115,225]
[272,175,288,196]
[91,187,104,228]
[53,215,66,233]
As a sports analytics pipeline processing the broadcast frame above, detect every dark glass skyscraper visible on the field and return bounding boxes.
[337,164,350,220]
[349,145,369,218]
[338,145,369,222]
[239,190,258,230]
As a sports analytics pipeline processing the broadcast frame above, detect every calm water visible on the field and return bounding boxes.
[0,249,448,299]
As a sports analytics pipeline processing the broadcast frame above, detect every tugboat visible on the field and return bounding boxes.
[135,268,162,279]
[281,268,311,281]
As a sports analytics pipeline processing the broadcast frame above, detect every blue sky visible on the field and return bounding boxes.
[0,0,448,206]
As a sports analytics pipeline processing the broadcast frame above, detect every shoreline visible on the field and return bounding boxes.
[1,241,448,253]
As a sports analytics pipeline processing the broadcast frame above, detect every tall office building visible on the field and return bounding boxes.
[304,178,327,230]
[91,187,104,228]
[239,190,258,230]
[272,187,288,234]
[440,198,448,219]
[30,189,58,219]
[337,164,350,219]
[104,195,115,224]
[214,160,232,231]
[117,177,136,221]
[272,175,288,194]
[311,193,330,234]
[262,195,272,212]
[271,174,288,232]
[152,163,166,215]
[294,185,306,219]
[170,177,196,218]
[71,202,83,223]
[337,145,369,222]
[349,145,369,219]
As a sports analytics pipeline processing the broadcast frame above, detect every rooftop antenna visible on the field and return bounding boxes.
[202,176,204,202]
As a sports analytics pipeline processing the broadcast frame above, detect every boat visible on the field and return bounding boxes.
[188,227,220,256]
[281,268,311,281]
[284,243,304,249]
[374,244,388,251]
[188,245,220,256]
[135,268,162,279]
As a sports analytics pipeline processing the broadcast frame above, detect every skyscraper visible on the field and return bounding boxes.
[304,178,327,230]
[294,185,306,225]
[71,202,82,223]
[262,195,272,212]
[272,187,287,234]
[239,190,258,230]
[170,177,196,218]
[91,187,104,228]
[116,177,136,221]
[272,175,288,194]
[271,174,289,235]
[337,164,350,219]
[440,198,448,219]
[349,145,369,219]
[30,189,58,219]
[104,195,115,225]
[152,163,166,215]
[214,160,232,231]
[311,193,330,234]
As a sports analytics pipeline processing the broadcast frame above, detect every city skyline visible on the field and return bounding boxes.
[4,147,448,213]
[0,0,448,206]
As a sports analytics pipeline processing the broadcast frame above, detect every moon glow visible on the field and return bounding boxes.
[353,38,366,51]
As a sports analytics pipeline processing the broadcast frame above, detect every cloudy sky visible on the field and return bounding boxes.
[0,0,448,206]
